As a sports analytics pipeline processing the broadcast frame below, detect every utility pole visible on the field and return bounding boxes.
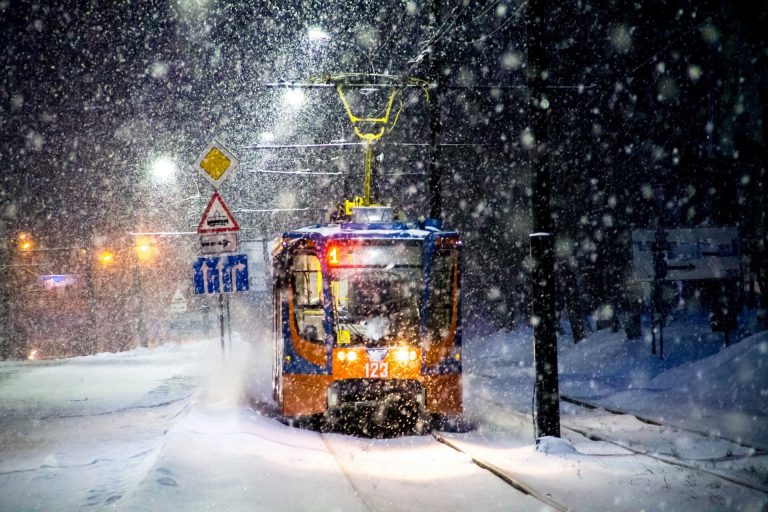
[133,258,147,348]
[527,0,560,440]
[427,0,443,220]
[0,221,12,357]
[651,227,668,358]
[84,250,98,355]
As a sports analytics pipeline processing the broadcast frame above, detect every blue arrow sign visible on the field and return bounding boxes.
[193,254,249,294]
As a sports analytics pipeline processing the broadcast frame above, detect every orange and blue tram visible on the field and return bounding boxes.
[272,208,462,431]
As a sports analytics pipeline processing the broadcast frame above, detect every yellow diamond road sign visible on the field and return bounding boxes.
[192,139,239,188]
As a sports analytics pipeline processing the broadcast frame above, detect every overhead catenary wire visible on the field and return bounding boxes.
[241,142,500,150]
[586,11,723,108]
[263,81,592,91]
[244,169,344,175]
[465,1,526,44]
[233,207,326,213]
[241,168,425,177]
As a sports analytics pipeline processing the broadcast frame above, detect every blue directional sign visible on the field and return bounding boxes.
[193,253,249,294]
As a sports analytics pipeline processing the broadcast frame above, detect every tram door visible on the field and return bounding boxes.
[272,250,287,404]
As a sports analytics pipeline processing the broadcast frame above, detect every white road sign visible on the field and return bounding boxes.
[197,192,240,234]
[631,227,741,281]
[169,288,188,314]
[200,233,239,254]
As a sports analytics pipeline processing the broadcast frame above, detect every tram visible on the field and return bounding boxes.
[272,206,462,431]
[270,74,462,432]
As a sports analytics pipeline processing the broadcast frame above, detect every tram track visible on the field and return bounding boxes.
[477,392,768,496]
[557,394,768,495]
[318,424,573,512]
[560,394,768,456]
[471,370,768,494]
[430,431,571,512]
[250,396,767,509]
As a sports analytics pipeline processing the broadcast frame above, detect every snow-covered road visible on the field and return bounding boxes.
[1,321,767,511]
[0,341,547,511]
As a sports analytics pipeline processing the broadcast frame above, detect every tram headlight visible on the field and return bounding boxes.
[337,350,358,362]
[394,347,417,363]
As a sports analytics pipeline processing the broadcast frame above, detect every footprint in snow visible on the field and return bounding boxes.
[157,477,178,487]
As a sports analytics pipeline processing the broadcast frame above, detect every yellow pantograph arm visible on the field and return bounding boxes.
[336,84,398,124]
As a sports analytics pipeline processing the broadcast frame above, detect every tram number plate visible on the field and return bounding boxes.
[365,362,389,378]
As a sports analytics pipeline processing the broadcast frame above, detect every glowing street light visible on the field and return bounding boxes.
[136,243,151,257]
[17,232,33,252]
[307,27,330,42]
[134,237,157,264]
[284,88,305,108]
[150,156,177,183]
[97,250,115,266]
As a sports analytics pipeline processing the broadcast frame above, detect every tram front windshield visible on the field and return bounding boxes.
[329,242,421,347]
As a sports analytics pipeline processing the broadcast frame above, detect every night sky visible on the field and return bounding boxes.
[1,0,766,324]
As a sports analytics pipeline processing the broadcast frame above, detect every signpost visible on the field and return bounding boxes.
[190,139,245,354]
[631,226,742,355]
[631,227,740,282]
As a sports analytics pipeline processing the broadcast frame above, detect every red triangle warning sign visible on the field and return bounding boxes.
[197,192,240,234]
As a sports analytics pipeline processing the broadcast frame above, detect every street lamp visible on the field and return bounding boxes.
[132,236,158,348]
[134,237,156,264]
[17,232,33,252]
[97,249,115,266]
[307,27,330,42]
[88,240,156,351]
[283,88,305,108]
[150,156,177,183]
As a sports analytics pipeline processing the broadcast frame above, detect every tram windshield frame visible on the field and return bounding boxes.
[326,240,423,347]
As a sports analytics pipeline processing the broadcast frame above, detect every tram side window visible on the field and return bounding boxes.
[429,249,456,340]
[291,253,327,343]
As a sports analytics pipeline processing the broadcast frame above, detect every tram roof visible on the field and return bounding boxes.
[283,221,458,241]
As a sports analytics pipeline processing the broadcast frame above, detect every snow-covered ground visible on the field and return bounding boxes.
[465,314,768,447]
[0,313,766,511]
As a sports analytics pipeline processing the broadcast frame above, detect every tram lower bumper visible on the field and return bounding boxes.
[327,379,425,410]
[281,374,463,417]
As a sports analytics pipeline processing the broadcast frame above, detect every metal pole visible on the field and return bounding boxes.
[133,258,147,348]
[261,240,271,293]
[226,293,232,350]
[650,304,657,355]
[659,318,664,359]
[0,228,11,354]
[528,0,560,441]
[427,0,443,220]
[218,292,225,354]
[0,252,12,357]
[651,228,667,357]
[85,252,98,355]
